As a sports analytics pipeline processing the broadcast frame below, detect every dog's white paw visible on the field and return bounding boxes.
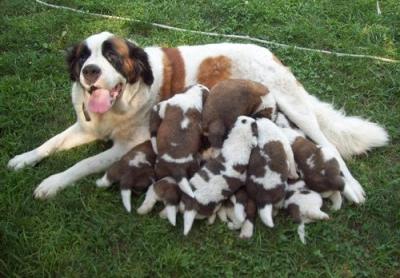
[343,177,366,204]
[8,151,41,170]
[34,174,64,200]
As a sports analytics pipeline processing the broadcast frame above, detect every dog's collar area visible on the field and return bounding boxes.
[82,103,91,121]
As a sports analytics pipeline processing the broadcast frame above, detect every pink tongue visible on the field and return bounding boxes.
[88,89,114,113]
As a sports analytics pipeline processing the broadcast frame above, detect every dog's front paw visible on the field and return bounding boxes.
[34,174,64,200]
[8,151,41,170]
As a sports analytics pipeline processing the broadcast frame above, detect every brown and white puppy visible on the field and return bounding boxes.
[227,188,257,239]
[150,84,209,197]
[96,140,156,212]
[202,79,276,150]
[284,179,329,244]
[245,117,298,228]
[276,113,345,210]
[137,177,181,226]
[182,116,258,235]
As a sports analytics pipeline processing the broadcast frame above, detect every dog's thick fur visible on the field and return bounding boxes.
[7,31,388,203]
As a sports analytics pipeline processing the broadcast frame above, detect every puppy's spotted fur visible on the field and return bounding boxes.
[96,140,156,212]
[182,116,258,235]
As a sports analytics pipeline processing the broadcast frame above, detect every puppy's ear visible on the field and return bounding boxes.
[251,122,258,138]
[125,40,154,86]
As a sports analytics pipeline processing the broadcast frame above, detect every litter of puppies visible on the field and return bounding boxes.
[97,79,356,244]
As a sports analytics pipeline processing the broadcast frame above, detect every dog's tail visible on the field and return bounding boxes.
[308,95,389,158]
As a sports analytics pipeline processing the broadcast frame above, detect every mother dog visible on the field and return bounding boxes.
[8,32,388,203]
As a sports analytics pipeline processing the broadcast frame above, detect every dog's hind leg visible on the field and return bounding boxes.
[8,123,96,170]
[276,95,365,204]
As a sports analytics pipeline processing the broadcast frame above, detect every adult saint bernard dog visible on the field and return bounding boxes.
[8,32,388,203]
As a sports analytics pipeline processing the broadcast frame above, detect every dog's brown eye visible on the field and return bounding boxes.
[241,119,247,124]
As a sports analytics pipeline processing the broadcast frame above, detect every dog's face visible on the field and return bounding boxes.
[66,32,154,113]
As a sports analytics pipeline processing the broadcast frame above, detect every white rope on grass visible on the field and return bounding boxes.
[35,0,399,63]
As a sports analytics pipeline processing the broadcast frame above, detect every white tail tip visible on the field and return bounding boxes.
[121,190,132,213]
[183,210,196,236]
[259,205,274,228]
[166,205,177,226]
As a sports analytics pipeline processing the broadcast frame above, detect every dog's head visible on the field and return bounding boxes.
[66,32,154,114]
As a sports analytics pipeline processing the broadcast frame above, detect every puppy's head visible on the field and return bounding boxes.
[66,31,154,114]
[229,116,258,148]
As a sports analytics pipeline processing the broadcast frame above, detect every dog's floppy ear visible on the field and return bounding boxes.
[125,40,154,86]
[66,44,81,81]
[66,42,90,82]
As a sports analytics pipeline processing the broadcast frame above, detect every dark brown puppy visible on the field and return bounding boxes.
[276,112,345,210]
[202,79,276,149]
[96,140,156,212]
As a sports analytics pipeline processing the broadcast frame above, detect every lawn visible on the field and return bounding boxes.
[1,0,399,276]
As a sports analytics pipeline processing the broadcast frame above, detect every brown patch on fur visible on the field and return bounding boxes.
[246,198,257,223]
[106,141,156,194]
[264,141,289,179]
[197,56,232,89]
[154,178,181,205]
[235,188,248,205]
[197,169,210,182]
[202,79,273,148]
[287,203,301,223]
[285,190,295,200]
[233,164,247,174]
[206,158,226,175]
[253,107,274,119]
[222,175,243,197]
[246,141,288,207]
[161,48,185,100]
[292,137,344,193]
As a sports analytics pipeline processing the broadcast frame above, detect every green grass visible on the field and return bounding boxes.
[1,0,399,276]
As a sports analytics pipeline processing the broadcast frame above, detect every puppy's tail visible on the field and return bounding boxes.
[308,95,389,158]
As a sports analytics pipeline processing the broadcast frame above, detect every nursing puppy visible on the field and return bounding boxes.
[150,84,209,197]
[284,179,329,244]
[137,177,181,226]
[95,140,156,212]
[182,116,258,235]
[245,117,298,228]
[202,79,276,150]
[276,113,344,210]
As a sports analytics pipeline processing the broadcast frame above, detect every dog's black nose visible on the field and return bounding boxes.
[82,64,101,85]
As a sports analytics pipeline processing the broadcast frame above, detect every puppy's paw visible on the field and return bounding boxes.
[8,151,41,170]
[96,174,111,188]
